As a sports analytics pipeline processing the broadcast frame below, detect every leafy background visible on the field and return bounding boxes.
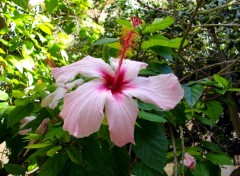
[0,0,240,175]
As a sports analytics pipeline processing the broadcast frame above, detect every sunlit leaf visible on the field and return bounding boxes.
[142,16,174,34]
[116,18,132,28]
[93,38,118,45]
[142,37,188,49]
[45,0,58,14]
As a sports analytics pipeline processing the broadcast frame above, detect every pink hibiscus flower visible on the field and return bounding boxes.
[42,17,184,147]
[48,55,184,147]
[183,152,196,169]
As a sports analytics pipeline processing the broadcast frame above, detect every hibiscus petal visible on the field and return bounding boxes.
[41,85,67,109]
[110,57,147,81]
[105,93,139,147]
[52,55,114,83]
[125,73,184,110]
[60,80,109,138]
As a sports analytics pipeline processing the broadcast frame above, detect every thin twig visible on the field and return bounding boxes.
[169,124,178,176]
[192,23,240,28]
[180,126,185,176]
[180,60,238,82]
[198,1,239,14]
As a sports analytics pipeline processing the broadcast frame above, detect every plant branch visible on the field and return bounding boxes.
[198,1,239,14]
[169,124,178,176]
[180,60,237,82]
[192,23,240,28]
[180,126,185,176]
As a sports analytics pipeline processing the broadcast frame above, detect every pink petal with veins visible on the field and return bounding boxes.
[125,74,184,110]
[105,93,139,147]
[109,57,147,81]
[52,56,114,83]
[60,80,110,138]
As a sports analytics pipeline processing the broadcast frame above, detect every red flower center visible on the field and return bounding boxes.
[102,70,129,94]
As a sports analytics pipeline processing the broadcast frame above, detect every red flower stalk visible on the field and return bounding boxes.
[112,16,142,89]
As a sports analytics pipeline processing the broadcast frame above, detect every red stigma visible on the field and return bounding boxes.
[131,16,142,27]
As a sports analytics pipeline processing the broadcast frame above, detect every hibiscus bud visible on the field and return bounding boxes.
[36,118,49,135]
[183,153,196,169]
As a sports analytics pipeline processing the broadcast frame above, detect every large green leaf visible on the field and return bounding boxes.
[134,120,168,172]
[134,162,165,176]
[138,111,166,123]
[200,141,223,153]
[4,164,26,175]
[7,103,34,127]
[204,100,223,122]
[82,138,130,176]
[213,74,229,89]
[192,162,210,176]
[142,16,174,34]
[12,0,29,11]
[66,145,83,164]
[206,153,232,165]
[142,38,188,49]
[45,0,58,13]
[183,84,204,107]
[150,46,173,61]
[39,153,68,176]
[93,38,118,45]
[116,18,132,28]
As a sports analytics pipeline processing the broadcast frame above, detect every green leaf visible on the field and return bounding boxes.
[93,38,118,45]
[66,145,83,164]
[134,162,164,176]
[39,153,68,176]
[0,90,8,101]
[192,162,210,176]
[148,61,173,74]
[47,145,62,157]
[195,115,215,126]
[206,153,232,165]
[24,133,42,140]
[142,16,174,34]
[200,141,222,153]
[116,18,132,28]
[183,84,204,107]
[12,0,29,11]
[7,103,34,127]
[45,0,58,13]
[134,120,168,172]
[37,24,52,35]
[142,37,188,49]
[138,111,166,123]
[204,100,223,122]
[151,46,173,61]
[0,48,5,54]
[138,101,161,111]
[4,164,26,175]
[213,74,229,89]
[26,141,54,149]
